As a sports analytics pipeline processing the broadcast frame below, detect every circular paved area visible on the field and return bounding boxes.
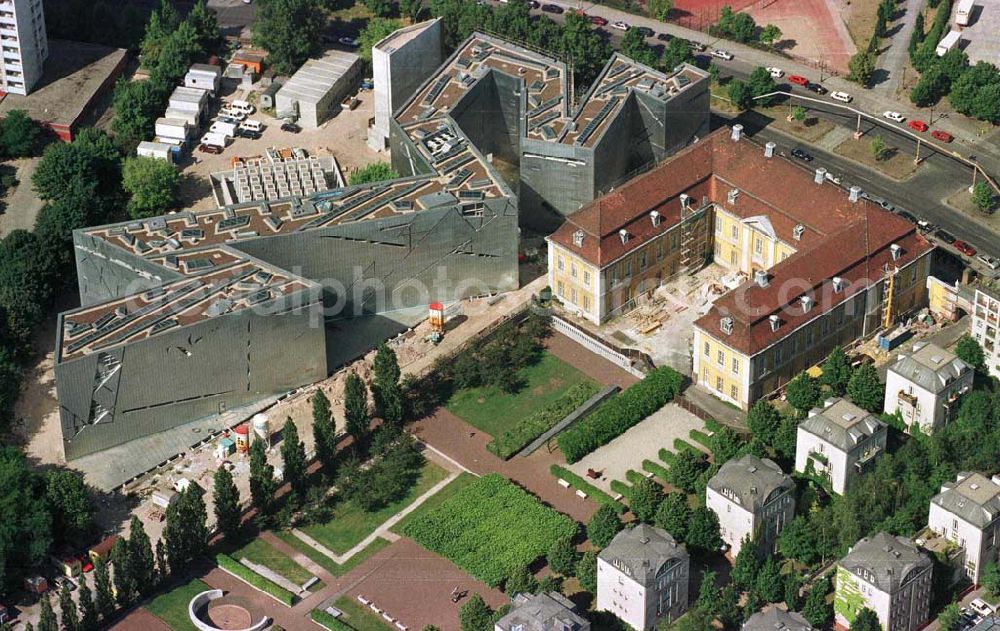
[205,603,253,630]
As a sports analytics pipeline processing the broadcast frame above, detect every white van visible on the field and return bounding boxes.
[830,91,852,103]
[200,132,228,148]
[239,119,263,133]
[230,100,255,116]
[209,121,237,137]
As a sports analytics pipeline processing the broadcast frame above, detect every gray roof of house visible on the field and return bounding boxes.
[742,607,815,631]
[888,341,970,393]
[598,524,689,585]
[799,398,886,451]
[932,472,1000,529]
[495,592,589,631]
[277,50,361,105]
[707,454,794,512]
[839,532,931,593]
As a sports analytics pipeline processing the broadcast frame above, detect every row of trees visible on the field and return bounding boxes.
[711,6,782,48]
[847,0,896,87]
[725,66,779,111]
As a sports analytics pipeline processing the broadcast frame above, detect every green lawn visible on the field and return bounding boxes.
[446,353,597,437]
[231,537,322,590]
[334,596,394,631]
[145,578,210,631]
[389,472,476,535]
[272,532,391,577]
[299,461,449,554]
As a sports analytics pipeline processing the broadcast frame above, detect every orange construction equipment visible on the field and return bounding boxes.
[429,302,445,334]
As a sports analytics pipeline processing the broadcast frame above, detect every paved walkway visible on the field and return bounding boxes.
[683,384,748,428]
[872,0,925,98]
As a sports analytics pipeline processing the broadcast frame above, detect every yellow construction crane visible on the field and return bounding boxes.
[882,264,898,330]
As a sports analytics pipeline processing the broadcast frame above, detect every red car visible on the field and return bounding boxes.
[589,14,608,25]
[788,75,809,86]
[931,129,953,142]
[954,240,977,257]
[908,119,928,132]
[77,555,93,573]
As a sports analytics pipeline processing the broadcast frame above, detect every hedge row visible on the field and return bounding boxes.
[558,367,685,463]
[642,459,670,482]
[311,608,354,631]
[625,469,645,485]
[402,474,577,587]
[549,465,626,513]
[689,429,713,450]
[216,554,296,606]
[487,382,601,459]
[705,418,724,433]
[659,448,676,465]
[610,479,632,499]
[673,438,700,455]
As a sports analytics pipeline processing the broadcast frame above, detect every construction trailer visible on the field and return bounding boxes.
[956,0,976,26]
[185,63,222,95]
[937,30,962,56]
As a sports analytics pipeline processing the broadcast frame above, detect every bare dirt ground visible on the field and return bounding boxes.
[745,0,856,74]
[834,134,923,180]
[839,0,881,49]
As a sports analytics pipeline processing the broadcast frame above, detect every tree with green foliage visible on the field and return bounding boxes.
[851,608,881,631]
[801,576,832,627]
[164,485,208,574]
[730,536,759,590]
[364,0,393,17]
[459,593,494,631]
[280,417,308,501]
[505,565,538,595]
[755,556,782,603]
[938,604,962,631]
[619,28,657,67]
[0,110,38,158]
[154,21,204,84]
[187,0,221,52]
[587,503,623,547]
[77,578,98,631]
[777,514,817,565]
[111,79,168,145]
[696,571,720,615]
[847,363,884,412]
[674,607,717,631]
[747,399,781,445]
[127,516,155,597]
[662,37,693,71]
[59,579,79,631]
[249,438,277,517]
[742,590,764,623]
[648,0,673,20]
[787,372,822,413]
[655,492,691,541]
[576,550,598,593]
[972,181,996,214]
[716,5,757,43]
[37,596,57,631]
[848,51,877,87]
[949,62,1000,123]
[252,0,325,75]
[983,561,1000,597]
[687,506,722,554]
[910,65,948,106]
[400,0,423,21]
[821,346,853,395]
[747,66,778,106]
[727,78,752,110]
[349,161,400,186]
[93,557,115,621]
[213,465,241,540]
[123,155,179,219]
[547,537,578,576]
[45,470,93,546]
[358,18,402,64]
[717,584,742,628]
[344,372,371,448]
[110,536,132,608]
[155,539,168,585]
[665,448,705,493]
[784,573,802,610]
[630,477,664,523]
[708,60,721,83]
[710,426,746,464]
[870,135,888,162]
[312,389,338,475]
[792,105,807,122]
[759,24,782,47]
[373,342,404,428]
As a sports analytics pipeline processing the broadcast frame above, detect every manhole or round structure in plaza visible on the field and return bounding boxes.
[205,603,253,630]
[189,591,267,631]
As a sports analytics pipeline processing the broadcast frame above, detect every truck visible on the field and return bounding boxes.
[956,0,975,26]
[936,30,962,56]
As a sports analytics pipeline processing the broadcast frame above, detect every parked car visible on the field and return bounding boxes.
[218,108,246,121]
[970,599,996,617]
[541,3,563,12]
[198,143,223,154]
[878,199,895,212]
[217,115,241,125]
[955,240,978,256]
[908,119,929,132]
[657,32,671,41]
[791,148,813,162]
[610,20,629,30]
[883,111,906,123]
[806,82,827,94]
[711,49,734,60]
[830,91,852,103]
[280,122,302,134]
[935,229,957,244]
[788,74,809,86]
[76,555,93,573]
[766,66,784,78]
[230,100,254,116]
[237,128,262,140]
[52,577,75,593]
[635,26,654,37]
[898,210,918,224]
[589,15,608,26]
[338,36,359,47]
[932,129,954,142]
[977,254,1000,270]
[688,40,707,52]
[916,218,936,232]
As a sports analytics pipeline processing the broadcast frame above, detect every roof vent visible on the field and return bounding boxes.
[639,536,651,544]
[651,210,661,226]
[890,243,902,261]
[931,354,943,364]
[849,186,862,202]
[679,193,691,209]
[801,295,814,312]
[572,229,584,247]
[619,229,629,244]
[720,316,734,335]
[815,168,827,184]
[833,276,844,292]
[755,270,769,288]
[769,314,780,332]
[750,486,758,494]
[971,483,981,491]
[793,224,804,241]
[731,124,743,142]
[727,189,740,205]
[765,141,776,158]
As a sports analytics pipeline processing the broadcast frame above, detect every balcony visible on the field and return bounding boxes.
[854,445,881,472]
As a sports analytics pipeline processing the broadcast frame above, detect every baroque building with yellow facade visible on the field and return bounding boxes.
[547,125,934,410]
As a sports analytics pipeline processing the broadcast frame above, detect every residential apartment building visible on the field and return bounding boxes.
[597,524,690,630]
[835,532,932,631]
[0,0,47,95]
[927,472,1000,584]
[742,607,814,631]
[971,285,1000,379]
[706,454,795,557]
[884,341,973,434]
[495,592,590,631]
[795,397,887,494]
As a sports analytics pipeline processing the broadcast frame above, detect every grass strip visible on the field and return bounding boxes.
[215,554,296,606]
[549,464,626,513]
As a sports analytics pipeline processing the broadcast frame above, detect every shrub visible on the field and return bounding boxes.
[311,608,353,631]
[558,367,684,463]
[216,554,296,605]
[587,504,623,547]
[642,459,669,482]
[658,448,676,465]
[689,429,712,450]
[673,438,700,455]
[402,474,577,586]
[549,465,626,513]
[705,418,724,433]
[487,382,600,459]
[610,479,632,498]
[625,469,645,485]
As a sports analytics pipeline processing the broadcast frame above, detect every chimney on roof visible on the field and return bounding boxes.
[815,168,827,184]
[793,224,804,241]
[619,229,629,244]
[765,141,776,158]
[720,316,734,335]
[755,270,769,288]
[731,124,743,142]
[680,193,691,209]
[891,243,902,261]
[727,189,740,205]
[801,295,814,312]
[849,185,862,203]
[769,314,780,332]
[651,210,661,226]
[833,276,844,293]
